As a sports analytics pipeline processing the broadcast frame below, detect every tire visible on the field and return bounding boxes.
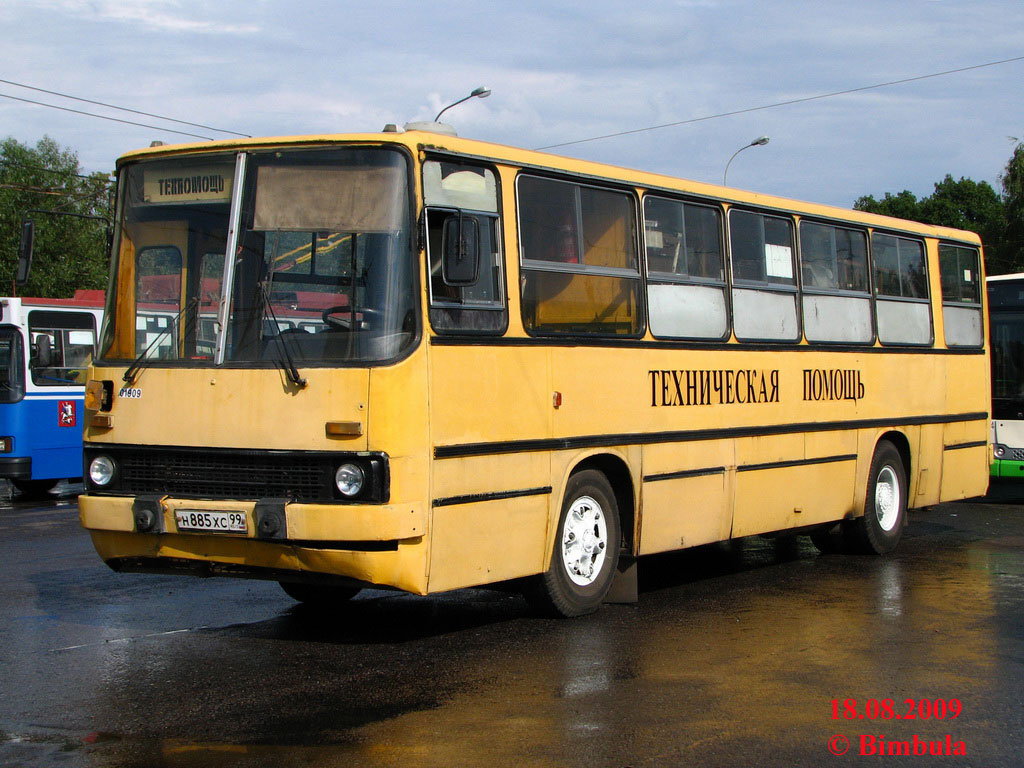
[11,479,59,497]
[846,441,907,555]
[526,469,621,618]
[279,581,361,605]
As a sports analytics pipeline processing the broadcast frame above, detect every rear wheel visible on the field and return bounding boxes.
[526,469,621,618]
[846,441,907,554]
[279,581,361,605]
[11,479,59,497]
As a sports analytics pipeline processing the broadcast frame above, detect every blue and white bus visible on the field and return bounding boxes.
[0,291,104,496]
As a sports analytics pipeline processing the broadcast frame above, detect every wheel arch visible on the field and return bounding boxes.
[853,430,913,519]
[569,452,637,556]
[845,432,911,554]
[876,430,912,489]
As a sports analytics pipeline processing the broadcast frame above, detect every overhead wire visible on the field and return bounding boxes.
[0,183,69,196]
[535,55,1024,151]
[0,77,250,137]
[3,56,1020,152]
[0,159,111,182]
[0,91,218,140]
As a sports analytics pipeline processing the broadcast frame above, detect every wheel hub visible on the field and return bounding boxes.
[561,496,608,586]
[875,466,900,532]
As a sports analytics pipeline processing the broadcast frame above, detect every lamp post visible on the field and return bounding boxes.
[434,86,491,122]
[723,135,770,186]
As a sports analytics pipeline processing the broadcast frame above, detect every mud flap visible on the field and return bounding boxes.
[603,553,638,604]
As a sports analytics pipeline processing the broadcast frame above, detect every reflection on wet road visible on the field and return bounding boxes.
[1,483,1022,767]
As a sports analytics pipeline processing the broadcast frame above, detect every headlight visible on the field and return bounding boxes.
[334,463,365,497]
[89,455,116,486]
[994,444,1006,459]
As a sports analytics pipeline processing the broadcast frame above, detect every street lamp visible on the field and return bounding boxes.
[723,135,770,186]
[434,86,491,122]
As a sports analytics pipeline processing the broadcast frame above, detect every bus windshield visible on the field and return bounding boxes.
[100,146,415,366]
[0,328,25,404]
[990,308,1024,419]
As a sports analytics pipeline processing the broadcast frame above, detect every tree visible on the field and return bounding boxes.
[0,136,112,297]
[1000,143,1024,274]
[919,175,1005,236]
[853,189,924,222]
[855,173,1013,274]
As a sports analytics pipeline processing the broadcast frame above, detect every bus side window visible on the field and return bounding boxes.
[872,233,932,345]
[423,160,507,335]
[799,220,873,344]
[27,310,97,386]
[518,175,641,337]
[644,196,727,340]
[939,243,983,347]
[728,209,799,342]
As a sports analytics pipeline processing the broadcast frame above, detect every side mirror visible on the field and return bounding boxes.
[441,213,480,286]
[32,334,54,368]
[17,219,34,286]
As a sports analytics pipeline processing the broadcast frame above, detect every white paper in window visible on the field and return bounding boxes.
[645,225,664,249]
[765,244,793,279]
[963,269,972,282]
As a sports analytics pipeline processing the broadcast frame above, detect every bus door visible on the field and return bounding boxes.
[24,309,97,482]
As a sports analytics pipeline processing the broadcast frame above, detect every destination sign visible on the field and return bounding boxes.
[143,164,234,203]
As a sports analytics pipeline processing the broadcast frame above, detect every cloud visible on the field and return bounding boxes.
[1,0,1022,207]
[25,0,261,34]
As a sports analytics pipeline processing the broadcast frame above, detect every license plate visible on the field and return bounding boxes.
[174,509,248,534]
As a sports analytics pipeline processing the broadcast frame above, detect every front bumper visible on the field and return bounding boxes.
[79,494,425,541]
[0,456,31,481]
[79,494,429,593]
[990,458,1024,478]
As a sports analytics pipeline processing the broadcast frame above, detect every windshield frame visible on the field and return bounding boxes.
[0,327,25,404]
[97,142,421,371]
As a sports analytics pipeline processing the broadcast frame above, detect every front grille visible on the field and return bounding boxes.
[84,445,387,503]
[1011,448,1024,461]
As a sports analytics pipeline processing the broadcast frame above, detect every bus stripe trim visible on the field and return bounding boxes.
[430,336,985,355]
[736,454,858,473]
[943,440,988,451]
[645,455,857,483]
[434,412,988,459]
[644,466,726,482]
[432,486,553,508]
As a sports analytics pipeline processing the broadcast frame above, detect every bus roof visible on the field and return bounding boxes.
[117,129,983,247]
[1,290,105,308]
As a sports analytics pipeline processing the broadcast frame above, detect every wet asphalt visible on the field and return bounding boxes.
[1,481,1022,768]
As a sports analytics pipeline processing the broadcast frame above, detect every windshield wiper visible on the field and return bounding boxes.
[259,281,307,389]
[123,298,199,385]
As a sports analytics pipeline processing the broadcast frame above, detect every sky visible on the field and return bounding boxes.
[1,0,1022,209]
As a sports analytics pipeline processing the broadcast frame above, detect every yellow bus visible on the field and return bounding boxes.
[78,126,990,616]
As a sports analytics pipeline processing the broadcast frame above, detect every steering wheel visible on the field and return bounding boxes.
[322,306,381,330]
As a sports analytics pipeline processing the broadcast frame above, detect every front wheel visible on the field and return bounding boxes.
[846,441,907,554]
[11,479,59,498]
[279,581,361,606]
[526,470,621,617]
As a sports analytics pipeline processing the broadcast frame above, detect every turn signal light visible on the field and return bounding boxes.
[85,380,113,411]
[326,420,363,437]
